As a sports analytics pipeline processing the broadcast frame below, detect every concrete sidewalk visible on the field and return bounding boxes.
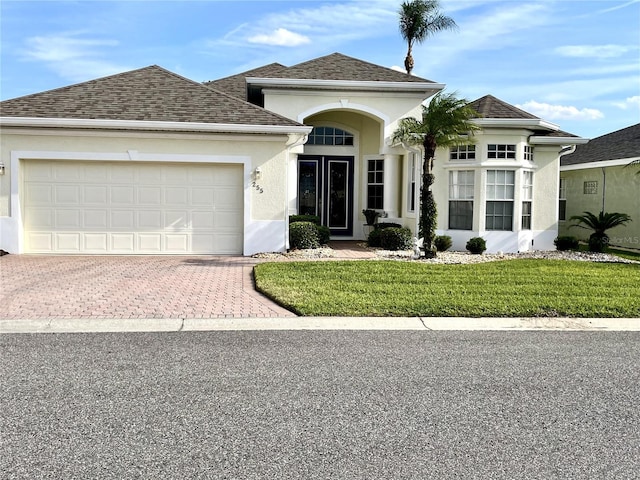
[1,316,638,334]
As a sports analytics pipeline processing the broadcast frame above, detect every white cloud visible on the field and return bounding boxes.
[613,95,640,109]
[248,28,310,47]
[22,33,128,81]
[555,44,635,59]
[517,100,604,121]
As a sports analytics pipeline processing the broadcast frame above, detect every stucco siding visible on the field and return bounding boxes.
[559,165,640,249]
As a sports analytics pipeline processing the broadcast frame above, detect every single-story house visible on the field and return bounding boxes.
[559,123,640,249]
[0,53,586,255]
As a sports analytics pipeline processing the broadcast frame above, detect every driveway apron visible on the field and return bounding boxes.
[0,256,295,319]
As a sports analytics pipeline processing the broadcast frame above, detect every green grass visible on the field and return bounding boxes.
[254,259,640,318]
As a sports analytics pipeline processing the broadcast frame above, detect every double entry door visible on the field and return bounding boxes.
[298,155,354,236]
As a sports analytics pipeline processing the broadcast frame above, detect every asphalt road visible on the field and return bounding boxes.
[1,331,639,479]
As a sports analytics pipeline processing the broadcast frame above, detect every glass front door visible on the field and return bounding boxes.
[298,155,354,236]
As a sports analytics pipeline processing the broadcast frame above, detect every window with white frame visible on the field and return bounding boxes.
[522,171,533,230]
[408,154,417,212]
[449,170,474,230]
[450,145,476,161]
[488,144,516,159]
[307,126,354,146]
[559,178,567,221]
[524,145,534,162]
[367,159,384,210]
[486,170,515,231]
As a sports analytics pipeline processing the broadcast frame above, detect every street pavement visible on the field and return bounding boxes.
[2,330,639,479]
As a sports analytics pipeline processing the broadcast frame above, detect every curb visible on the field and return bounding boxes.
[0,317,638,334]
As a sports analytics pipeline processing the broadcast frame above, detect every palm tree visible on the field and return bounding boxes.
[569,211,632,252]
[399,0,457,75]
[392,91,479,255]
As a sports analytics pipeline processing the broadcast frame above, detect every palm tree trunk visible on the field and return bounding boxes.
[420,136,437,255]
[404,45,414,75]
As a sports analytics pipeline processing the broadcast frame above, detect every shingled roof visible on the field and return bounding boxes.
[468,95,539,120]
[207,52,435,100]
[0,65,302,127]
[561,123,640,166]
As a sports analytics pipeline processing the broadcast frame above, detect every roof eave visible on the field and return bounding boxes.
[474,118,560,131]
[561,156,640,171]
[0,117,312,135]
[530,136,589,145]
[247,77,445,94]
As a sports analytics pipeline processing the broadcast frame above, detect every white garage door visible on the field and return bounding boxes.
[23,160,244,254]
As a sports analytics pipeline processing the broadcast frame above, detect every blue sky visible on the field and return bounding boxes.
[1,0,639,139]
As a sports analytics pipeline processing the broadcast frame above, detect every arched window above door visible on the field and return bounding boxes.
[307,126,354,146]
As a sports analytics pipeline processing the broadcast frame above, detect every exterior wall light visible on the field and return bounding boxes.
[0,163,4,175]
[254,167,262,180]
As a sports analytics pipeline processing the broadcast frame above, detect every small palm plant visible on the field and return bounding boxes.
[569,211,632,252]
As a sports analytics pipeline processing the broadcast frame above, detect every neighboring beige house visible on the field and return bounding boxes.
[0,53,586,255]
[559,123,640,250]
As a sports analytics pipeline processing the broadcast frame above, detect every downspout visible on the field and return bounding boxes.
[601,167,606,213]
[285,132,310,251]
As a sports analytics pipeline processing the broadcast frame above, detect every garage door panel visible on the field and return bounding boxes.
[84,186,108,204]
[55,210,81,228]
[111,186,135,204]
[139,186,162,205]
[26,184,53,204]
[111,210,135,229]
[84,210,108,228]
[85,233,108,252]
[56,233,81,251]
[24,160,243,254]
[138,211,162,229]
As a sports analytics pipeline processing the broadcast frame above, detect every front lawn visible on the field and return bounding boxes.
[254,259,640,317]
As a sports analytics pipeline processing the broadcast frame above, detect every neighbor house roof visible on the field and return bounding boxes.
[0,65,302,128]
[207,52,436,100]
[561,123,640,166]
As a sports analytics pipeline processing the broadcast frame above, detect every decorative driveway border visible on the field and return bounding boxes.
[0,255,295,320]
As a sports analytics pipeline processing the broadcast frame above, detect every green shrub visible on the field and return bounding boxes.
[367,228,383,247]
[466,237,486,255]
[380,227,413,251]
[290,214,320,225]
[375,222,402,230]
[434,235,452,252]
[289,222,320,249]
[316,225,331,245]
[554,235,579,251]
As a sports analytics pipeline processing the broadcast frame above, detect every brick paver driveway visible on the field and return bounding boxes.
[0,256,295,319]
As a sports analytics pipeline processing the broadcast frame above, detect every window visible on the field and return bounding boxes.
[522,171,533,230]
[450,145,476,161]
[524,145,534,162]
[488,144,516,159]
[583,181,598,194]
[486,170,515,231]
[559,178,567,221]
[367,159,384,209]
[449,170,474,230]
[408,154,417,212]
[307,126,354,146]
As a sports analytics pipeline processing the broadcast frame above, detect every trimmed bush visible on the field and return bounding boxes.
[289,222,320,249]
[367,228,383,247]
[434,235,452,252]
[375,222,402,230]
[466,237,487,255]
[380,227,413,251]
[290,214,320,225]
[316,225,331,245]
[554,235,579,251]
